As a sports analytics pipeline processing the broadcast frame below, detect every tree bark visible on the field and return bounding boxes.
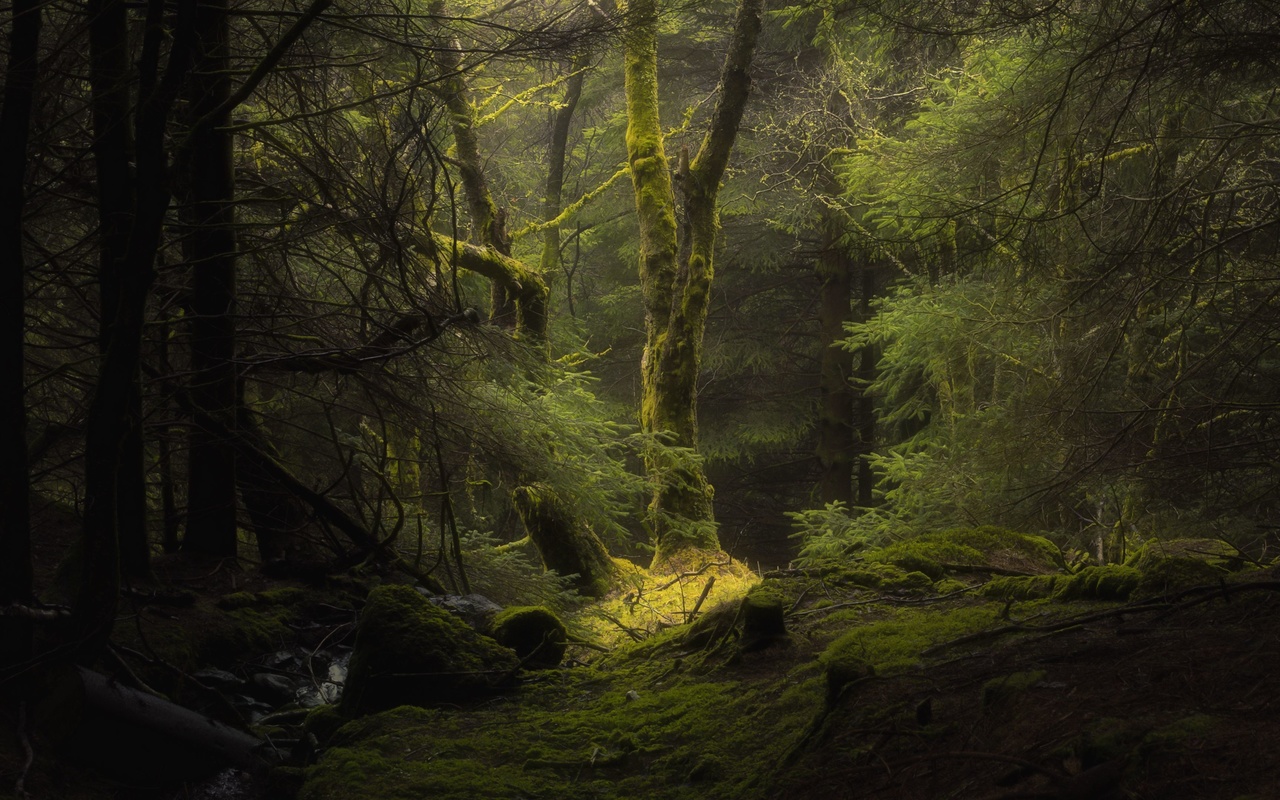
[429,2,548,343]
[0,0,41,683]
[623,0,764,562]
[179,0,239,558]
[78,0,199,656]
[540,63,585,289]
[817,225,855,507]
[512,484,615,598]
[89,0,152,579]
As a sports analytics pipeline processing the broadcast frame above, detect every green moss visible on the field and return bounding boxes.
[304,705,349,745]
[820,604,1001,676]
[866,526,1065,580]
[340,585,520,716]
[1126,540,1235,598]
[980,574,1059,601]
[981,670,1046,707]
[834,562,927,590]
[489,606,567,670]
[1052,565,1141,601]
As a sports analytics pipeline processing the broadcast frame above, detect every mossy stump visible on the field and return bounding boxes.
[340,585,519,716]
[512,483,615,597]
[741,585,786,648]
[489,606,567,669]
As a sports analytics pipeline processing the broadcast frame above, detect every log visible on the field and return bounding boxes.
[39,666,271,783]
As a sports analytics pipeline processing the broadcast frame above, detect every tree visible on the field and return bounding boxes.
[0,0,42,681]
[621,0,764,562]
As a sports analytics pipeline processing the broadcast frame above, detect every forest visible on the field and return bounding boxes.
[2,0,1280,797]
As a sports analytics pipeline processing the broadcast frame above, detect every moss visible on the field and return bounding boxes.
[833,562,926,590]
[1126,539,1235,598]
[304,705,349,745]
[820,639,875,706]
[934,578,968,594]
[866,526,1065,580]
[489,606,567,669]
[340,585,519,716]
[1139,714,1217,757]
[820,605,1001,676]
[981,670,1046,707]
[512,484,615,598]
[980,574,1059,601]
[741,585,786,643]
[1052,565,1141,601]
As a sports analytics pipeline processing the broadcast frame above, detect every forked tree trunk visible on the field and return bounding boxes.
[622,0,764,563]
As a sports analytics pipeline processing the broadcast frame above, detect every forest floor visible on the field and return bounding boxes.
[3,509,1280,799]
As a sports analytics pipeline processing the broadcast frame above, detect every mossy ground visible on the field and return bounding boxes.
[297,534,1280,800]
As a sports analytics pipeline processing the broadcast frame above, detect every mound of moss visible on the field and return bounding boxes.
[867,526,1065,581]
[489,606,567,669]
[340,585,520,716]
[1126,539,1242,598]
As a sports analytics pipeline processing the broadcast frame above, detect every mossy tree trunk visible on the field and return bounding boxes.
[512,484,615,598]
[430,2,548,345]
[622,0,764,562]
[540,61,585,284]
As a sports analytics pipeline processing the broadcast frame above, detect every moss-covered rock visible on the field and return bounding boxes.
[488,606,567,669]
[866,526,1065,581]
[340,585,520,716]
[833,561,935,591]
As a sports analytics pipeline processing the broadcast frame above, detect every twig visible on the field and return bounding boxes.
[600,612,646,642]
[654,558,731,591]
[686,576,716,623]
[15,702,33,799]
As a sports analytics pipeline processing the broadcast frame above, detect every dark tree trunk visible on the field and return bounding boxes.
[0,0,42,683]
[816,226,855,507]
[88,0,152,579]
[77,0,198,654]
[180,0,239,558]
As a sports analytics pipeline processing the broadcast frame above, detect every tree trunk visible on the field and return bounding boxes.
[540,63,585,286]
[180,0,239,558]
[816,225,855,507]
[623,0,764,562]
[0,0,41,683]
[854,261,877,507]
[89,0,152,579]
[512,484,615,598]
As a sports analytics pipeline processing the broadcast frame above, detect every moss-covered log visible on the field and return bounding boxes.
[511,484,615,598]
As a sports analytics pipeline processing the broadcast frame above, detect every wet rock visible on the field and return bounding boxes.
[422,592,503,631]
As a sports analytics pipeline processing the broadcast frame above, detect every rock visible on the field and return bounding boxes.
[488,606,567,669]
[340,585,519,716]
[250,672,296,703]
[423,592,503,631]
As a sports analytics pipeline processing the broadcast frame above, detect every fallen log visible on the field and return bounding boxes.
[38,666,272,783]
